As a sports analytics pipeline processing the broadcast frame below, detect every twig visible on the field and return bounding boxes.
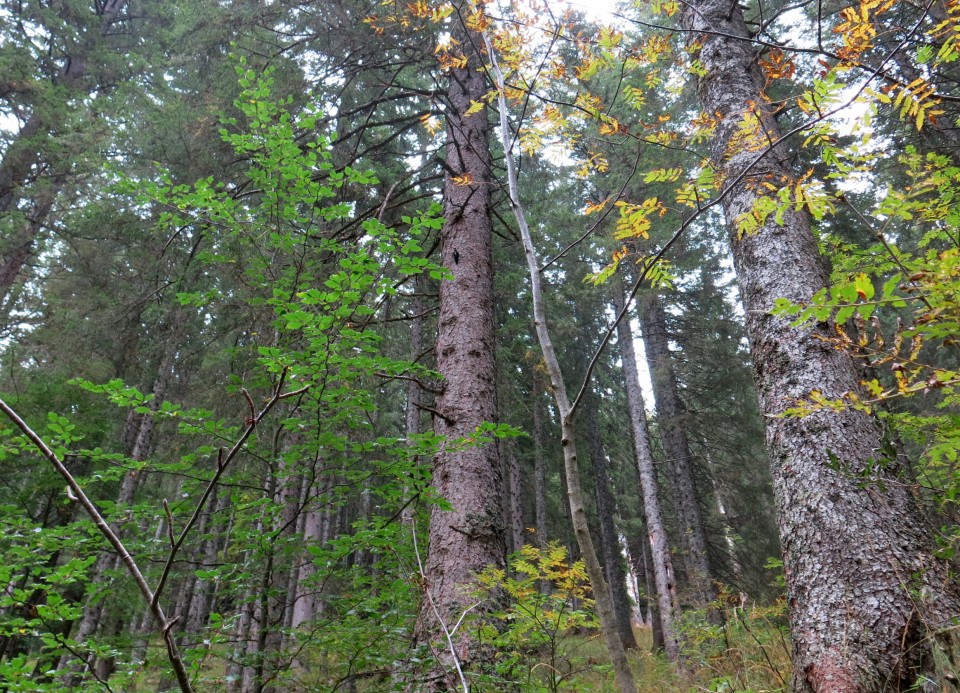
[413,401,456,426]
[163,499,175,548]
[839,195,935,312]
[374,371,444,394]
[0,397,195,693]
[411,522,471,693]
[151,368,308,609]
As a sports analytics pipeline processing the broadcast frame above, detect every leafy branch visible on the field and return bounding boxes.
[0,370,308,693]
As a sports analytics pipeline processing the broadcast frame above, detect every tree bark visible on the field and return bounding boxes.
[414,11,506,683]
[532,371,549,551]
[584,396,638,650]
[186,487,230,635]
[683,1,960,689]
[612,289,682,661]
[505,441,525,554]
[638,291,720,618]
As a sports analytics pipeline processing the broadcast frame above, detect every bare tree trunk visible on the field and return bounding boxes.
[186,488,230,635]
[226,582,256,693]
[612,289,682,661]
[290,490,323,631]
[505,441,525,554]
[402,289,424,525]
[630,529,665,653]
[476,13,637,689]
[683,1,960,689]
[532,372,549,551]
[584,397,638,650]
[414,6,506,685]
[638,291,720,619]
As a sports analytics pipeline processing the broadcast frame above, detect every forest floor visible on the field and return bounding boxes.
[128,603,791,692]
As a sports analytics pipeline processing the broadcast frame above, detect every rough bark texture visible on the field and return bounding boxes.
[638,291,719,616]
[584,397,638,650]
[683,1,960,689]
[415,8,506,679]
[613,290,682,661]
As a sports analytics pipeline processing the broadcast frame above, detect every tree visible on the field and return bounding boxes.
[681,0,960,688]
[637,288,720,616]
[413,4,507,687]
[474,9,640,691]
[0,0,134,321]
[612,284,682,661]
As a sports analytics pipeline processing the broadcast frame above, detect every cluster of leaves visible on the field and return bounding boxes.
[472,543,600,692]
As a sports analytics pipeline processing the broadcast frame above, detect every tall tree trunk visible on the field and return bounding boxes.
[612,289,682,661]
[505,440,525,554]
[683,1,960,689]
[290,481,324,632]
[631,527,665,653]
[478,12,637,688]
[402,288,424,525]
[414,6,506,683]
[532,371,549,551]
[186,487,230,635]
[584,396,638,651]
[638,291,719,618]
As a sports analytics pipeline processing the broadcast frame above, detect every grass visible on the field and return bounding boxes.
[112,603,791,692]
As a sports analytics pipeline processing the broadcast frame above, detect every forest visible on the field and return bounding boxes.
[0,0,958,691]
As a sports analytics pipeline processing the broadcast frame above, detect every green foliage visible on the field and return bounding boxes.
[0,61,453,690]
[675,596,791,693]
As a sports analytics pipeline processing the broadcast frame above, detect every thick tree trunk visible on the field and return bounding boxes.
[414,6,506,682]
[638,291,719,617]
[584,397,638,651]
[612,290,682,661]
[683,1,960,689]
